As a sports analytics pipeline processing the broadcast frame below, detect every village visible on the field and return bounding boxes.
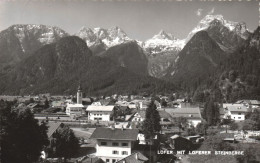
[1,85,260,163]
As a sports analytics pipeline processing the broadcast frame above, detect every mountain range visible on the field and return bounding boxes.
[0,15,259,100]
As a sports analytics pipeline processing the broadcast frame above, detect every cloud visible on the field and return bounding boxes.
[196,9,203,17]
[208,8,215,15]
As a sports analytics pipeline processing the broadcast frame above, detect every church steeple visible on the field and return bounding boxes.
[77,83,82,104]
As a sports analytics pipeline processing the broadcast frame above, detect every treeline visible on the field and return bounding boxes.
[192,36,260,103]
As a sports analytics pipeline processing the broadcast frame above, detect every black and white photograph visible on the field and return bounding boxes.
[0,0,259,163]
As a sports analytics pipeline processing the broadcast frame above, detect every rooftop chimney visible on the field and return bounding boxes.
[135,153,138,160]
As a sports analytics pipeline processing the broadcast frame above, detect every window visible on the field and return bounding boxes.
[112,150,118,154]
[112,142,119,146]
[106,159,110,163]
[101,142,107,146]
[122,151,128,155]
[112,159,116,163]
[122,143,128,146]
[238,117,241,119]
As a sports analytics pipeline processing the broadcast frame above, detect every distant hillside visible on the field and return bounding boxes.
[165,31,227,91]
[0,36,176,95]
[165,27,260,102]
[100,41,149,75]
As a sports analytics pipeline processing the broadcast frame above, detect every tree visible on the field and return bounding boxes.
[203,99,220,126]
[0,104,49,163]
[47,125,79,160]
[142,100,161,139]
[44,99,50,109]
[242,110,260,131]
[196,121,209,135]
[174,117,188,131]
[229,121,238,130]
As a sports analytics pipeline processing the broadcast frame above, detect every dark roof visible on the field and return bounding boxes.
[137,110,146,118]
[158,110,172,119]
[116,152,148,163]
[82,157,105,163]
[90,128,139,141]
[46,122,62,138]
[166,107,202,119]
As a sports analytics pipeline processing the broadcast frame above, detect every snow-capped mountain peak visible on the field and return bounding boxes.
[143,30,185,54]
[77,26,132,48]
[152,30,177,40]
[76,26,99,46]
[186,14,249,42]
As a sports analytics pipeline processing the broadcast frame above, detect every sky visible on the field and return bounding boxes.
[0,0,259,41]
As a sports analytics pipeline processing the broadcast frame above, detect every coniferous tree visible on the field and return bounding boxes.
[203,98,220,126]
[0,104,49,163]
[142,100,161,139]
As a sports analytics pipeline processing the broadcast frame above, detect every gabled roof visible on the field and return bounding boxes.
[223,104,247,112]
[82,157,105,163]
[135,110,146,118]
[90,128,139,141]
[166,107,202,119]
[46,122,62,138]
[236,100,260,105]
[170,134,180,139]
[116,152,148,163]
[158,110,172,119]
[67,103,85,108]
[86,105,114,112]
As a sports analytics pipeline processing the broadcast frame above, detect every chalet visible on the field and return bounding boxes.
[131,110,172,126]
[86,105,114,121]
[51,101,66,109]
[116,152,148,163]
[90,128,139,163]
[66,103,85,116]
[170,135,193,151]
[131,110,146,122]
[236,100,260,109]
[223,104,248,121]
[165,107,202,127]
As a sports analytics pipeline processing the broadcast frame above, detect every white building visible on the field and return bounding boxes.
[86,105,114,121]
[66,86,85,116]
[223,104,248,121]
[165,107,202,127]
[90,127,139,163]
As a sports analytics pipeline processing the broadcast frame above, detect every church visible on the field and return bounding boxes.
[65,85,85,116]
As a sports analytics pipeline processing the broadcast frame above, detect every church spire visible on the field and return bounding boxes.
[77,82,82,104]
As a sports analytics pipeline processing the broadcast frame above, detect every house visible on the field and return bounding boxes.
[236,100,260,109]
[66,103,85,116]
[86,105,114,121]
[41,121,63,159]
[51,101,66,109]
[131,110,172,127]
[116,152,148,163]
[46,122,63,139]
[131,110,146,122]
[90,127,139,163]
[223,104,248,121]
[169,135,193,151]
[165,107,202,127]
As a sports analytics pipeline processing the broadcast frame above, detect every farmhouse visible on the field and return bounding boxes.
[223,103,248,121]
[86,105,114,121]
[165,107,202,127]
[90,127,139,163]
